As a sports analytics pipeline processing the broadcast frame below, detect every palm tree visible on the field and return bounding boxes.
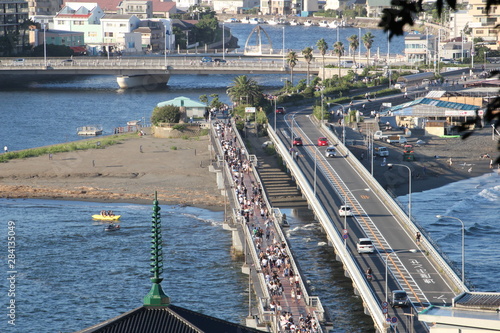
[316,38,328,80]
[333,41,345,77]
[227,75,263,106]
[362,32,375,67]
[302,47,314,85]
[286,50,298,87]
[347,35,359,66]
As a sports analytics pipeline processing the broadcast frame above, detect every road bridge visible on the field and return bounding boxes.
[266,110,467,332]
[0,56,320,88]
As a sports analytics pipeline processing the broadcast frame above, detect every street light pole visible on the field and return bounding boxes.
[388,163,412,220]
[43,23,47,67]
[282,26,285,68]
[222,22,225,60]
[385,249,416,303]
[164,23,167,67]
[436,215,465,283]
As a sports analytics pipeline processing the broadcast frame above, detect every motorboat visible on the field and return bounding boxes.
[77,125,103,136]
[289,19,301,26]
[104,223,121,231]
[92,214,121,221]
[304,20,313,26]
[267,18,279,25]
[329,21,339,29]
[319,20,329,27]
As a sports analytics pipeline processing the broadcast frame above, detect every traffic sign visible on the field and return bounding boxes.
[343,229,348,234]
[382,308,388,314]
[386,317,391,323]
[342,234,348,239]
[391,317,398,323]
[382,302,388,308]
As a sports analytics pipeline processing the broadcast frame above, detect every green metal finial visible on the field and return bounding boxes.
[143,191,170,306]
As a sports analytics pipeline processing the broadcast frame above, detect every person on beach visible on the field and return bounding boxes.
[3,145,7,153]
[416,232,421,244]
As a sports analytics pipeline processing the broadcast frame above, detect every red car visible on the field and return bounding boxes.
[276,107,286,114]
[317,137,328,146]
[293,137,303,146]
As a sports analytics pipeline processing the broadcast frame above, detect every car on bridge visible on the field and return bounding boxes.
[325,146,336,157]
[339,205,352,217]
[390,290,409,307]
[293,137,303,146]
[317,137,328,146]
[214,58,226,64]
[276,107,286,114]
[12,58,25,65]
[201,57,213,63]
[356,238,374,254]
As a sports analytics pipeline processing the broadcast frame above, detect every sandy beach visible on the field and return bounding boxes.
[0,134,224,210]
[0,126,497,207]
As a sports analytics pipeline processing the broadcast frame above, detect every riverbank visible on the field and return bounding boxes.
[0,134,224,211]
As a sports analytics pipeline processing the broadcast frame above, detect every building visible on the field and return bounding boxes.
[64,0,177,17]
[28,0,63,17]
[134,18,174,52]
[0,0,29,55]
[404,32,436,65]
[467,0,500,50]
[117,0,152,18]
[54,2,105,45]
[385,97,480,135]
[213,0,259,14]
[366,0,391,17]
[100,14,141,52]
[448,10,470,39]
[157,96,207,119]
[440,38,473,61]
[74,193,267,333]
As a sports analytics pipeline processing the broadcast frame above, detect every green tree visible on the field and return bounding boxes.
[302,47,314,85]
[333,41,345,77]
[151,105,181,125]
[316,38,328,81]
[227,75,263,106]
[286,50,298,86]
[199,94,208,106]
[209,93,224,109]
[347,35,359,65]
[362,32,375,67]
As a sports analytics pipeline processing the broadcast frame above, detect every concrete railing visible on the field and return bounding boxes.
[267,125,387,332]
[321,122,468,294]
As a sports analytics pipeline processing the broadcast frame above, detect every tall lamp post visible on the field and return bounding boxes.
[222,22,225,60]
[164,23,168,67]
[387,163,412,221]
[343,188,370,248]
[436,215,465,283]
[43,23,47,67]
[385,249,417,303]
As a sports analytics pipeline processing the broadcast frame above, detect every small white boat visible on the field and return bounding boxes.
[304,20,316,26]
[224,18,240,23]
[290,19,301,26]
[329,21,339,28]
[267,18,279,25]
[77,125,103,136]
[319,20,329,27]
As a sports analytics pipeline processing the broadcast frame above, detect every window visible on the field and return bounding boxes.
[105,32,114,37]
[74,20,85,25]
[120,23,126,27]
[88,31,97,37]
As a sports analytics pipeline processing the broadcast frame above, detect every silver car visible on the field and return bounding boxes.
[325,146,336,157]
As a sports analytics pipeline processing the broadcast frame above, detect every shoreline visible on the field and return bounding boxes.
[0,127,497,208]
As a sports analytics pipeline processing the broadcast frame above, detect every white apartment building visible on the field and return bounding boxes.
[467,0,500,50]
[404,32,436,64]
[100,14,141,52]
[54,2,105,44]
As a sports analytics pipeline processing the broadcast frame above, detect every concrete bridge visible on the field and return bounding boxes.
[0,56,321,88]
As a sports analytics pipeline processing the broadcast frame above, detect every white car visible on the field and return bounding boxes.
[357,238,375,254]
[325,146,336,157]
[339,205,352,217]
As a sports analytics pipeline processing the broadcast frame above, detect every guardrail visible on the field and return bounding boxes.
[322,122,468,294]
[267,125,387,332]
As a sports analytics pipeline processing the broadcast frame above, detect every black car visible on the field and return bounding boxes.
[214,58,227,63]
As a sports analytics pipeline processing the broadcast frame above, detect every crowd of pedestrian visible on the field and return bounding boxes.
[214,119,321,332]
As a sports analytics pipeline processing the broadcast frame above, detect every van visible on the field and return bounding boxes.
[374,146,389,157]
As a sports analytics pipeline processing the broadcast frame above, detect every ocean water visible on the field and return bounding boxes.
[0,200,249,332]
[396,171,500,291]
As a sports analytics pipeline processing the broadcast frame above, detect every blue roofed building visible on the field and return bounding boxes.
[385,98,481,136]
[157,96,207,120]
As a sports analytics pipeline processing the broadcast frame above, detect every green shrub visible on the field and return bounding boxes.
[171,146,178,150]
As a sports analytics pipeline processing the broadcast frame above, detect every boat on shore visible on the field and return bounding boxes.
[77,125,103,136]
[92,214,121,221]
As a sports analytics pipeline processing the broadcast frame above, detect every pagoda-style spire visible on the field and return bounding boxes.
[143,192,170,306]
